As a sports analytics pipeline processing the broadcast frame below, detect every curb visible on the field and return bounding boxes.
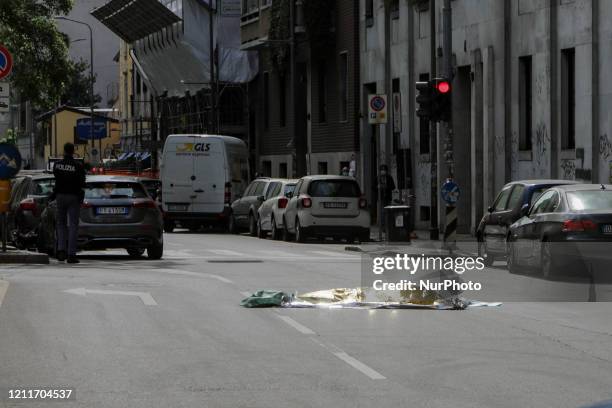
[0,251,49,264]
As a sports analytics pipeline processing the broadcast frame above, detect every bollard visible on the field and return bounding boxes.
[444,204,457,251]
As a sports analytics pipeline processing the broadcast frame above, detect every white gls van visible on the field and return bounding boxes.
[160,134,249,232]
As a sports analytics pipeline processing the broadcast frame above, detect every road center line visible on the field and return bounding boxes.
[0,280,9,309]
[332,352,387,380]
[276,315,316,335]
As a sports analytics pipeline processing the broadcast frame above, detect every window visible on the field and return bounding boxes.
[308,180,361,197]
[567,190,612,211]
[418,73,430,154]
[279,75,286,127]
[519,56,532,151]
[84,182,147,199]
[318,62,327,123]
[493,186,513,212]
[265,182,279,200]
[365,0,374,27]
[420,206,431,222]
[263,72,270,130]
[392,78,400,154]
[317,161,328,175]
[279,162,288,178]
[391,0,399,19]
[339,52,348,122]
[531,190,555,215]
[252,182,266,196]
[561,48,575,149]
[506,185,525,211]
[262,160,272,177]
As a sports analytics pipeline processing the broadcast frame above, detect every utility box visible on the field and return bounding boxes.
[384,205,412,242]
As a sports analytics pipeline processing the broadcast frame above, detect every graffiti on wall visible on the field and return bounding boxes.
[560,159,576,180]
[534,122,550,169]
[600,133,612,161]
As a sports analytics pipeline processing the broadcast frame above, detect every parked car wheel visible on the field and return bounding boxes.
[248,213,257,237]
[282,216,292,242]
[127,248,145,258]
[295,218,307,243]
[478,239,495,266]
[540,239,554,278]
[228,213,238,234]
[147,241,163,260]
[271,217,280,241]
[256,218,266,239]
[507,241,520,274]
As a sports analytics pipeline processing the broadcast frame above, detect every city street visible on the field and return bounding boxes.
[1,232,611,408]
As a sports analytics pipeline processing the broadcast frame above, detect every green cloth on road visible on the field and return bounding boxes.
[240,291,292,308]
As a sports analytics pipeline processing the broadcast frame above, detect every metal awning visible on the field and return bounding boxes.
[91,0,181,43]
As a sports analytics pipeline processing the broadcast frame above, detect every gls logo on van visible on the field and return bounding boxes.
[176,143,211,153]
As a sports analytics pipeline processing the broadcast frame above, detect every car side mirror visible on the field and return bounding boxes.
[286,192,293,199]
[520,203,529,217]
[487,206,494,213]
[257,195,265,202]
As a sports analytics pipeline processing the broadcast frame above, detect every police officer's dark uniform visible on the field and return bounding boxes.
[53,143,86,263]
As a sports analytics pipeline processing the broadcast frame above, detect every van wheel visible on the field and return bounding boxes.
[271,217,280,240]
[163,220,175,233]
[248,214,257,237]
[228,213,238,234]
[295,218,307,243]
[282,217,292,241]
[147,241,163,260]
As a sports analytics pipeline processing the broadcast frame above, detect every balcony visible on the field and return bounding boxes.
[240,0,272,50]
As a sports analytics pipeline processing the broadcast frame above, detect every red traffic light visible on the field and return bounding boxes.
[436,81,451,94]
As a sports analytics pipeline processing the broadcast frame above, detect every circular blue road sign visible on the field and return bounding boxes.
[441,179,460,205]
[0,143,22,179]
[370,95,386,112]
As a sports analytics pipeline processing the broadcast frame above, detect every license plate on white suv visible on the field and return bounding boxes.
[96,207,128,215]
[323,202,348,209]
[602,225,612,234]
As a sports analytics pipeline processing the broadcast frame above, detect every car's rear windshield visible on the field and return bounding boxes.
[567,190,612,211]
[85,182,147,199]
[308,180,361,198]
[284,184,296,196]
[32,178,55,196]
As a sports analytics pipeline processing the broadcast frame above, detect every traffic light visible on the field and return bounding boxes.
[416,81,433,120]
[432,77,451,122]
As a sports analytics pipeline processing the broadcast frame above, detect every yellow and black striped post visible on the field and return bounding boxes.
[444,204,457,250]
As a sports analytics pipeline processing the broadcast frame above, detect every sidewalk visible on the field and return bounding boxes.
[0,248,49,264]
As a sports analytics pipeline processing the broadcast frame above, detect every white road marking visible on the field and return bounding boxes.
[207,274,234,284]
[64,288,158,306]
[309,250,355,257]
[332,352,386,380]
[0,280,9,309]
[276,315,316,335]
[208,249,244,257]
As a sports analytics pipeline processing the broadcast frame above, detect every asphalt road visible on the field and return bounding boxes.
[1,232,611,408]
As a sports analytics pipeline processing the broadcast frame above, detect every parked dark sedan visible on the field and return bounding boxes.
[7,173,55,249]
[38,176,163,259]
[507,184,612,277]
[476,179,578,265]
[228,177,276,236]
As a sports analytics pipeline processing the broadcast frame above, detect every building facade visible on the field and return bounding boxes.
[361,0,612,234]
[240,0,360,178]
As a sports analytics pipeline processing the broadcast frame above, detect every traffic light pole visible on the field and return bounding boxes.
[429,0,439,240]
[443,0,454,179]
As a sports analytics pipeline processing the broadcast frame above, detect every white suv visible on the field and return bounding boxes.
[282,176,370,242]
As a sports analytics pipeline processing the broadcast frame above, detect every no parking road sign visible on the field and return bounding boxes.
[368,94,388,124]
[0,45,13,80]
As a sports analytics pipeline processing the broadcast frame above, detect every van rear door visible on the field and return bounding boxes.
[191,138,226,214]
[162,135,196,212]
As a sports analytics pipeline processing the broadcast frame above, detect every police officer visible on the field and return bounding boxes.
[53,143,86,263]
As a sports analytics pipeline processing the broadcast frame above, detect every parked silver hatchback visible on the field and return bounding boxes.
[38,176,164,259]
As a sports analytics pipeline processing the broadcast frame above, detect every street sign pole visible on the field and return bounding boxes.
[368,94,388,241]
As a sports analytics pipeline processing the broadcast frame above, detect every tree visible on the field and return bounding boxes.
[0,0,75,109]
[61,59,102,107]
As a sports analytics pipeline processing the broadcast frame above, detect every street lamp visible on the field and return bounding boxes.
[55,16,95,163]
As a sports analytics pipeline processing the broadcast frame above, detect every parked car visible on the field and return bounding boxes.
[228,177,277,236]
[160,134,249,232]
[507,184,612,277]
[256,179,297,239]
[38,176,163,259]
[476,179,578,265]
[282,176,370,243]
[10,173,55,249]
[136,177,161,200]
